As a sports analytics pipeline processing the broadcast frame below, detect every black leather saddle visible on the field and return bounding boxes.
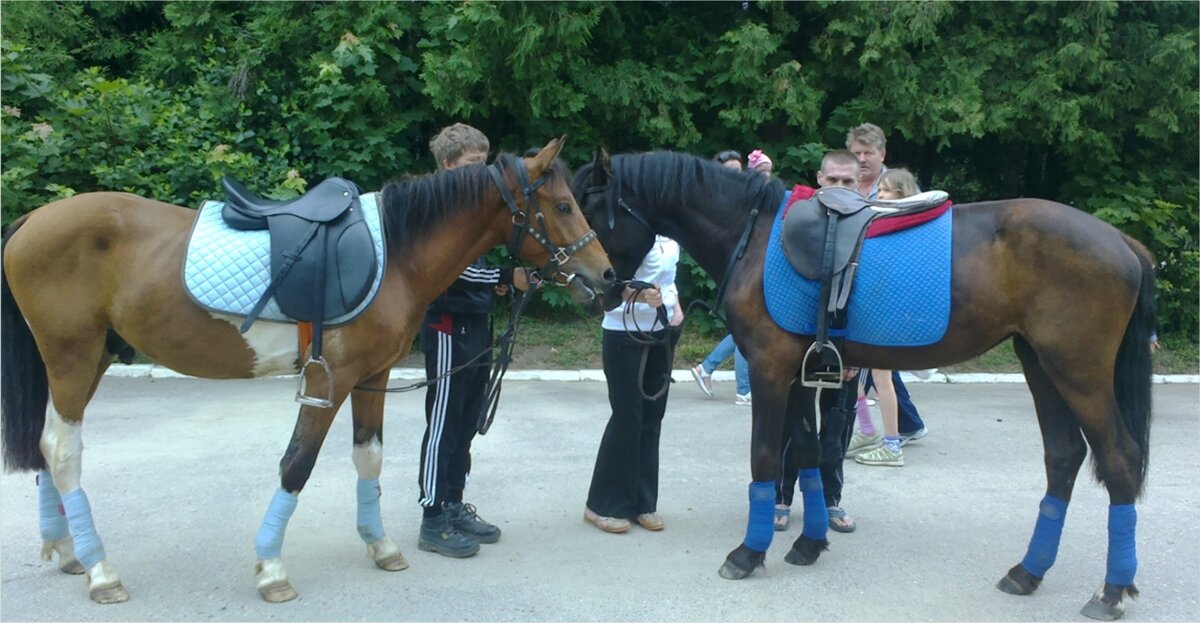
[221,176,376,326]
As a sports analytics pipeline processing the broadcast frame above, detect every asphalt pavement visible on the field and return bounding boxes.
[1,376,1197,622]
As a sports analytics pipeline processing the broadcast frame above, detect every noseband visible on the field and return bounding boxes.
[487,158,598,286]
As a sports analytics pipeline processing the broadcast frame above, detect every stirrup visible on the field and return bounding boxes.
[800,342,844,389]
[296,356,334,408]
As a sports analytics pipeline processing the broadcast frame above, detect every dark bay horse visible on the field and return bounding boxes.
[571,150,1155,621]
[1,138,615,604]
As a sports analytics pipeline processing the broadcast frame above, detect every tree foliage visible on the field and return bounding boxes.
[1,1,1196,336]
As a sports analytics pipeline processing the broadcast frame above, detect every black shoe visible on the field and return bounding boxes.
[444,501,501,544]
[418,513,480,558]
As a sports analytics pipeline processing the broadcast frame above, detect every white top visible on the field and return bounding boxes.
[602,235,680,332]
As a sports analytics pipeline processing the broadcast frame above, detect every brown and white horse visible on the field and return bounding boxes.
[1,137,614,603]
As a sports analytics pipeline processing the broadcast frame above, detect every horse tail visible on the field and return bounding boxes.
[2,215,49,473]
[1114,235,1156,497]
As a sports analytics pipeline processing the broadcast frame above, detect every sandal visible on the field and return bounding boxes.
[774,505,790,532]
[827,506,856,533]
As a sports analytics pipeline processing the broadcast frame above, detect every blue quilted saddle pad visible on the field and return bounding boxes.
[762,195,953,347]
[183,192,385,326]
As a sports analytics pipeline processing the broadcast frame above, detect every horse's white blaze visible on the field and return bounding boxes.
[352,437,384,479]
[40,401,82,493]
[214,314,299,377]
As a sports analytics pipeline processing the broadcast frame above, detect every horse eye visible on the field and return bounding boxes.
[556,202,571,214]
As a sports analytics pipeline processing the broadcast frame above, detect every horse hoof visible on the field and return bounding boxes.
[374,552,409,572]
[61,559,86,575]
[367,537,409,572]
[783,535,828,567]
[41,538,84,574]
[259,581,299,604]
[89,583,130,604]
[718,559,752,580]
[1080,584,1136,621]
[996,564,1041,595]
[1081,596,1124,621]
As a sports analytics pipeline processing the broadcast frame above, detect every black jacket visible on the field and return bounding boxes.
[425,256,513,315]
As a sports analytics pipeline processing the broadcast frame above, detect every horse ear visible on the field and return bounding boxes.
[594,146,613,183]
[528,136,566,179]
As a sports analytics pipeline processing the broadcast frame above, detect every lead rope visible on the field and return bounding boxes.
[619,279,675,401]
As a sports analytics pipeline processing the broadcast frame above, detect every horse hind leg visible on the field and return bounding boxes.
[1016,335,1145,620]
[39,340,130,603]
[351,371,407,572]
[997,336,1088,597]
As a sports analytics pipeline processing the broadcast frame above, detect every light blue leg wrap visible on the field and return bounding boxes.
[1020,495,1068,577]
[255,488,298,560]
[37,471,69,542]
[742,481,775,552]
[1105,504,1137,585]
[60,489,104,570]
[356,478,386,544]
[798,468,828,540]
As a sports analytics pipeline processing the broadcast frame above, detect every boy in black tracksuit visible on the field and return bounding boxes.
[417,123,533,558]
[417,258,515,557]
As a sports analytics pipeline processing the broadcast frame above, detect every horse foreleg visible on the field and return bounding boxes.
[998,337,1088,597]
[253,402,339,603]
[350,371,408,572]
[718,369,792,580]
[41,401,128,603]
[783,385,830,567]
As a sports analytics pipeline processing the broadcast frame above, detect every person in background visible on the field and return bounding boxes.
[691,149,752,405]
[417,123,535,557]
[774,149,863,532]
[586,235,683,533]
[851,167,924,468]
[843,124,931,452]
[748,149,773,177]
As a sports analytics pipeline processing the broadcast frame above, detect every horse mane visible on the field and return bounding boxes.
[607,151,787,218]
[379,153,570,257]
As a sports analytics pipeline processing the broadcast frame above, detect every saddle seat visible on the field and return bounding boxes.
[222,177,360,230]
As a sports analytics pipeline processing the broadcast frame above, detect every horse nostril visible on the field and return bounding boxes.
[602,268,617,284]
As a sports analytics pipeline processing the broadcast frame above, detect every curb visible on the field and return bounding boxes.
[102,365,1199,384]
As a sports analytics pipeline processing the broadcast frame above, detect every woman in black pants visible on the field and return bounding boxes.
[585,235,683,533]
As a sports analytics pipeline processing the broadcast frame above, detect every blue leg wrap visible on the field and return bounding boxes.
[356,478,386,544]
[37,471,69,542]
[742,481,775,552]
[60,489,104,570]
[798,468,828,540]
[255,488,299,560]
[1019,495,1068,577]
[1105,504,1137,586]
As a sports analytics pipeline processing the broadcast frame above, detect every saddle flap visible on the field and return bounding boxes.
[268,206,378,323]
[781,196,876,280]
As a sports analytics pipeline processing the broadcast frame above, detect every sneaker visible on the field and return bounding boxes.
[898,427,928,447]
[419,513,480,558]
[846,431,883,456]
[911,368,937,380]
[690,364,714,399]
[443,501,500,544]
[734,392,752,406]
[855,444,904,467]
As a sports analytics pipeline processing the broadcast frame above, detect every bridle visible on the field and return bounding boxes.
[354,155,601,431]
[487,156,599,287]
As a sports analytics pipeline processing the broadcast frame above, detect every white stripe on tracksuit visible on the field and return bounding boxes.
[420,331,453,507]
